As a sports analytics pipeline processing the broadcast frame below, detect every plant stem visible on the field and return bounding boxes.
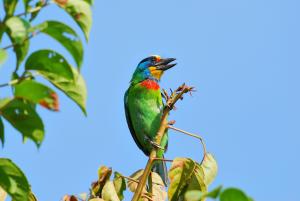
[131,84,193,201]
[168,125,207,156]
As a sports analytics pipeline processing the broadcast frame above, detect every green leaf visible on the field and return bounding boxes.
[0,99,44,147]
[0,158,30,201]
[54,0,92,41]
[14,80,59,111]
[184,185,222,201]
[25,50,87,114]
[5,17,30,67]
[113,172,126,200]
[3,0,18,17]
[0,117,4,147]
[83,0,94,5]
[200,153,218,186]
[25,50,74,80]
[101,181,120,201]
[220,188,251,201]
[0,49,8,66]
[35,21,84,68]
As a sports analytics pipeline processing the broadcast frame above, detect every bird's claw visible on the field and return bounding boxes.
[145,136,165,151]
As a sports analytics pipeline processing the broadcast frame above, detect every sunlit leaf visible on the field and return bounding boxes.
[101,181,120,201]
[25,50,87,114]
[54,0,92,41]
[15,80,59,111]
[4,0,18,17]
[0,187,7,201]
[0,99,44,147]
[113,172,126,201]
[92,166,112,197]
[28,192,38,201]
[0,158,30,201]
[34,20,84,68]
[0,118,4,147]
[0,49,8,66]
[62,195,78,201]
[5,17,30,67]
[168,158,197,201]
[89,198,105,201]
[25,49,74,80]
[127,169,145,193]
[201,153,218,186]
[184,185,222,201]
[220,188,251,201]
[151,172,167,201]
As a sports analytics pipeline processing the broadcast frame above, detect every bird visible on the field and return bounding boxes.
[124,55,176,185]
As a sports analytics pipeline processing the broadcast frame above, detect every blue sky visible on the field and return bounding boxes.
[1,0,300,200]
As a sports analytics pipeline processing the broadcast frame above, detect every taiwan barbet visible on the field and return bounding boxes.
[124,55,176,185]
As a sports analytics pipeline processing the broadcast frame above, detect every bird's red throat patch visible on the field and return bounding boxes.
[140,80,160,90]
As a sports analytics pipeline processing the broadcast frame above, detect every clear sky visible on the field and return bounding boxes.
[1,0,300,200]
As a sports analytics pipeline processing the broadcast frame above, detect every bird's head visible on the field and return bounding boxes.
[130,55,176,84]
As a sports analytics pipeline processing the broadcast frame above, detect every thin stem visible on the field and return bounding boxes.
[132,84,193,201]
[0,72,36,88]
[15,1,51,18]
[2,32,38,50]
[152,157,173,163]
[168,125,207,156]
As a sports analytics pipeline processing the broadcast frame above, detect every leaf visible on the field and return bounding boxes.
[89,198,105,201]
[0,118,4,147]
[0,158,30,201]
[25,50,87,114]
[168,158,197,201]
[15,80,59,111]
[28,192,38,201]
[101,181,120,201]
[220,188,251,201]
[113,172,126,200]
[200,153,218,186]
[54,0,92,41]
[92,166,112,197]
[0,187,7,201]
[25,50,74,80]
[83,0,94,5]
[184,185,222,201]
[35,20,84,68]
[62,195,78,201]
[5,17,30,67]
[0,49,8,66]
[151,172,167,201]
[0,99,44,147]
[3,0,18,17]
[127,169,145,193]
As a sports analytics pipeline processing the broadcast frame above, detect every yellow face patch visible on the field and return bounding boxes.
[149,66,163,80]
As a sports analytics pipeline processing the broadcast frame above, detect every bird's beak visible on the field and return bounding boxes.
[155,58,177,71]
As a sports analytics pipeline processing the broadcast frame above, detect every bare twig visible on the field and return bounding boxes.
[15,1,51,18]
[131,84,194,201]
[168,125,207,157]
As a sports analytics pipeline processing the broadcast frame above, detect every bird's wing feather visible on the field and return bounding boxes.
[124,89,148,155]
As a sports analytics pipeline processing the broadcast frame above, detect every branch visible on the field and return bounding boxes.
[131,84,194,201]
[15,1,51,18]
[0,72,35,88]
[168,125,207,157]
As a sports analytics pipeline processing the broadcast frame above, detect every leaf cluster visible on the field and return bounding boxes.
[0,0,93,200]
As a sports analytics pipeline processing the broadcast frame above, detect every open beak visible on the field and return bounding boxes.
[155,58,177,71]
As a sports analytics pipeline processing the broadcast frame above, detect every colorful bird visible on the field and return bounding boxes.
[124,55,176,185]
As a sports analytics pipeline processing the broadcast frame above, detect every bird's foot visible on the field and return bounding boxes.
[145,136,165,151]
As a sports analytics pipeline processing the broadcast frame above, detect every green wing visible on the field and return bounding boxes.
[124,89,149,155]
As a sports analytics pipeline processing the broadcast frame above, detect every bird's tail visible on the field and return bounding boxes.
[151,154,168,186]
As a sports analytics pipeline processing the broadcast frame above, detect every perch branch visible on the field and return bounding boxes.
[132,84,194,201]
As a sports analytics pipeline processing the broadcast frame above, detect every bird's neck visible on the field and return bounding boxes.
[139,79,160,90]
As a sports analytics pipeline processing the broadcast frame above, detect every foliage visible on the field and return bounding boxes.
[0,0,92,200]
